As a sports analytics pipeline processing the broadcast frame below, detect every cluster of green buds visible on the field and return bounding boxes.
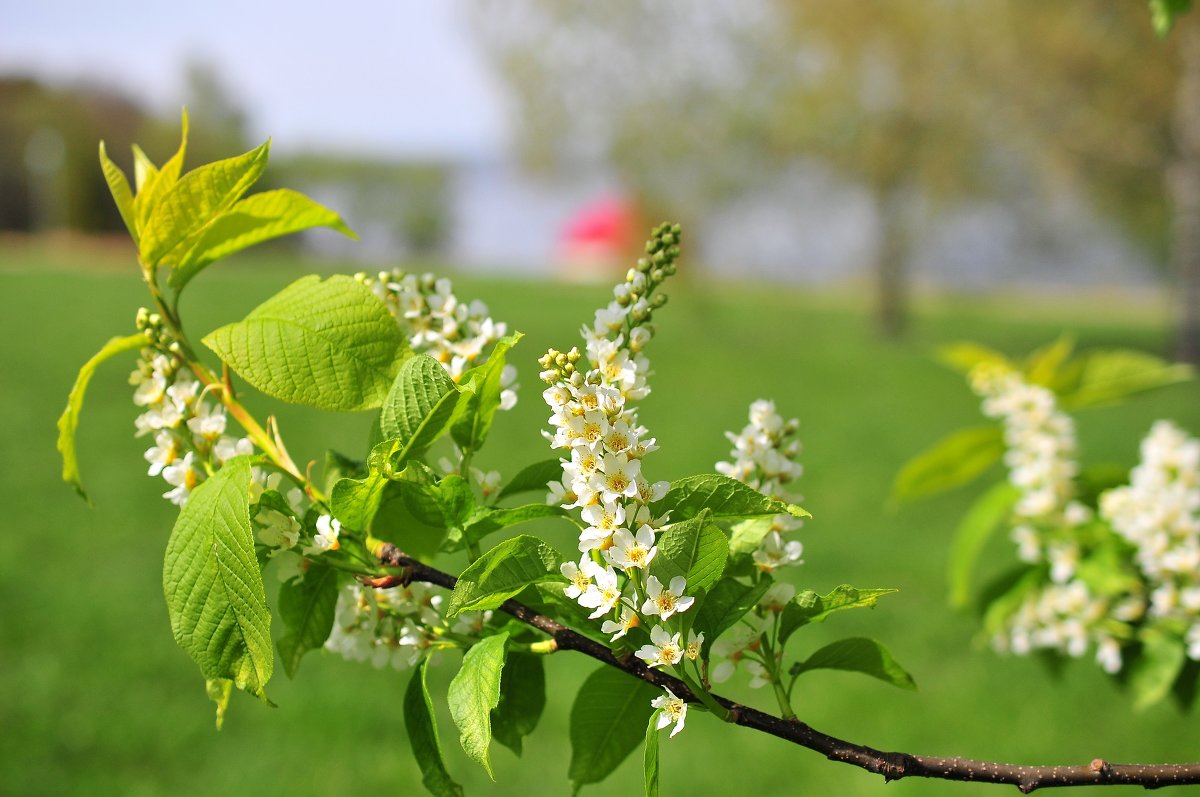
[538,346,582,384]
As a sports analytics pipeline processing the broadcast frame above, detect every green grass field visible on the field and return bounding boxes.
[3,242,1200,796]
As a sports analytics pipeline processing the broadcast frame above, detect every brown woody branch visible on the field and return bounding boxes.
[374,543,1200,793]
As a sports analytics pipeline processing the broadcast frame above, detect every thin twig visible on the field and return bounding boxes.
[375,543,1200,793]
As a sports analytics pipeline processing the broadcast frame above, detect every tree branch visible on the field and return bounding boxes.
[375,543,1200,793]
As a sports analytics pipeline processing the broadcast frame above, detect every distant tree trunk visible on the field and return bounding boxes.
[1171,14,1200,365]
[875,183,911,339]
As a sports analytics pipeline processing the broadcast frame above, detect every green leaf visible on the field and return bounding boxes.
[779,585,898,646]
[644,710,661,797]
[569,666,659,791]
[652,474,809,522]
[692,576,773,654]
[447,535,564,616]
[451,333,522,452]
[329,439,395,530]
[382,354,475,463]
[405,658,465,797]
[649,511,728,597]
[1130,629,1187,710]
[795,637,916,690]
[372,482,450,561]
[497,459,565,502]
[134,110,189,236]
[203,274,408,411]
[1150,0,1194,36]
[276,562,338,678]
[1061,349,1193,409]
[141,138,269,266]
[131,144,157,192]
[936,341,1013,375]
[163,457,273,699]
[491,652,546,756]
[57,333,146,503]
[206,678,233,730]
[448,632,509,778]
[1023,335,1075,389]
[168,188,355,290]
[947,483,1020,609]
[728,517,775,557]
[460,503,569,548]
[891,425,1004,503]
[98,141,137,242]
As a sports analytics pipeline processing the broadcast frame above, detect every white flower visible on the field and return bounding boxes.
[651,688,688,738]
[591,453,642,503]
[470,467,502,499]
[305,514,341,555]
[685,629,704,661]
[641,575,694,621]
[601,608,641,641]
[605,525,658,571]
[758,582,796,613]
[753,532,804,572]
[560,557,596,600]
[213,435,254,464]
[578,565,622,619]
[635,625,684,668]
[256,508,301,549]
[144,430,180,476]
[162,451,202,505]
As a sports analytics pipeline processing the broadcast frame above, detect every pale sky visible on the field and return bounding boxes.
[0,0,512,158]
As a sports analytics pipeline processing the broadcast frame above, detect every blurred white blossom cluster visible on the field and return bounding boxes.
[716,399,805,572]
[541,224,702,737]
[325,582,492,670]
[129,309,253,506]
[970,365,1200,676]
[356,269,518,411]
[1102,421,1200,658]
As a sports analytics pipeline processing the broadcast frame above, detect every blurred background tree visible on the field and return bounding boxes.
[471,0,1191,353]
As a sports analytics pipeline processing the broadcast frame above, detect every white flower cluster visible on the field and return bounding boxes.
[1102,421,1200,657]
[129,345,252,506]
[542,224,702,737]
[971,365,1083,526]
[716,399,804,572]
[996,580,1132,674]
[325,582,492,670]
[357,269,518,410]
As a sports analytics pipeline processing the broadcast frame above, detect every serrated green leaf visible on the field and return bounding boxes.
[98,141,137,242]
[692,576,773,655]
[1061,349,1193,409]
[57,333,146,503]
[451,333,522,452]
[779,585,898,646]
[276,562,337,678]
[948,483,1020,609]
[569,666,659,790]
[1130,629,1187,709]
[497,458,565,502]
[134,110,189,237]
[891,425,1004,503]
[203,274,408,411]
[169,189,355,290]
[163,457,273,699]
[447,535,564,616]
[406,658,465,797]
[141,137,268,266]
[796,637,916,690]
[382,355,475,464]
[644,710,661,797]
[652,474,808,523]
[649,511,728,597]
[448,632,509,778]
[936,341,1013,375]
[491,652,546,756]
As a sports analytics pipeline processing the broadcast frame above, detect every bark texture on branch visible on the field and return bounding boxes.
[375,543,1200,793]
